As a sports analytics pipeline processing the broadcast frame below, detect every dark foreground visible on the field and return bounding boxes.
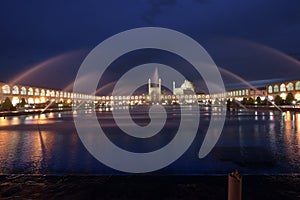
[0,175,300,199]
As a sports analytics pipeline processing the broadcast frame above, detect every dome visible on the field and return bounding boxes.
[180,80,194,91]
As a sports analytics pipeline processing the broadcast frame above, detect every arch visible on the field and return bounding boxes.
[20,87,26,95]
[12,85,19,95]
[11,97,20,106]
[268,85,273,93]
[287,82,294,91]
[40,97,46,103]
[28,98,34,104]
[280,84,286,92]
[56,91,60,97]
[51,90,55,97]
[28,88,33,95]
[296,81,300,90]
[274,85,279,92]
[34,88,39,96]
[46,90,50,97]
[2,85,10,94]
[40,89,45,96]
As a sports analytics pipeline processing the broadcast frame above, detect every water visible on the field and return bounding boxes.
[0,107,299,175]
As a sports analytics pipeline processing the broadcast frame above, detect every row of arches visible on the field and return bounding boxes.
[268,82,300,93]
[227,89,249,97]
[98,94,211,101]
[1,84,94,100]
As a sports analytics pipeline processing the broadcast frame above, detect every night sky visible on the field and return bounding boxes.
[1,0,300,92]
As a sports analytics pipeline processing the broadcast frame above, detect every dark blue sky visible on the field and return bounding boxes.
[1,0,300,91]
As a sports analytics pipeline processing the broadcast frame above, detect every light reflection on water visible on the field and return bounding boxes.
[0,108,299,175]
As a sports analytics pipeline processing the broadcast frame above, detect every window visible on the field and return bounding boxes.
[35,88,39,96]
[274,85,279,92]
[20,87,26,95]
[287,83,294,91]
[280,84,286,92]
[12,86,19,94]
[2,85,10,94]
[41,89,45,96]
[28,88,33,95]
[268,85,272,93]
[296,81,300,90]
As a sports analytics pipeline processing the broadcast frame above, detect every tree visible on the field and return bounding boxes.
[262,98,269,105]
[285,92,294,105]
[241,97,247,105]
[226,99,232,106]
[17,98,26,108]
[214,98,220,105]
[1,97,15,111]
[247,97,255,105]
[274,95,283,105]
[256,96,262,105]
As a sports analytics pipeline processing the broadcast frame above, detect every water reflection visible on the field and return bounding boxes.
[270,111,274,120]
[278,111,300,171]
[0,109,299,175]
[296,114,300,155]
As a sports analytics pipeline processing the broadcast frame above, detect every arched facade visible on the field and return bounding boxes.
[20,87,26,95]
[274,85,279,92]
[268,85,272,93]
[0,82,94,108]
[267,80,300,101]
[296,81,300,90]
[2,85,10,94]
[12,86,19,95]
[287,82,294,91]
[280,84,286,92]
[28,88,33,95]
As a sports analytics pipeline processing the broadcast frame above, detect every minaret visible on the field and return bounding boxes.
[173,81,175,94]
[148,78,151,95]
[158,78,161,94]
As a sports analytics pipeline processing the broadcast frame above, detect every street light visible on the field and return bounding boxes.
[292,100,296,108]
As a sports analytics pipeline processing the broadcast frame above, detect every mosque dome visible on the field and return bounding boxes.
[180,80,194,91]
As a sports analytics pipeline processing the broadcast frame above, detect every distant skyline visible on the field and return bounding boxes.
[1,1,300,91]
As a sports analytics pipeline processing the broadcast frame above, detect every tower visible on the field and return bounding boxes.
[173,81,175,94]
[159,78,161,95]
[148,78,151,93]
[148,76,161,103]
